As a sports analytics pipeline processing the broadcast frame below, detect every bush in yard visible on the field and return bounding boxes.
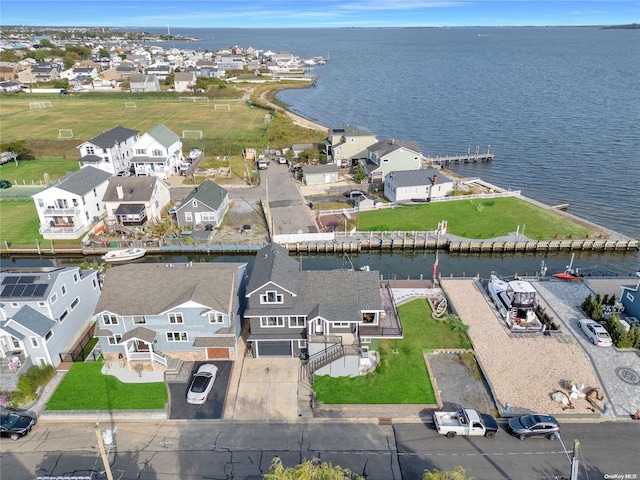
[13,365,56,406]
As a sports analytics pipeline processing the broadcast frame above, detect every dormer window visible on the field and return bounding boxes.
[260,290,283,304]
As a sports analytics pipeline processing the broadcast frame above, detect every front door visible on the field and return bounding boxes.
[315,320,324,334]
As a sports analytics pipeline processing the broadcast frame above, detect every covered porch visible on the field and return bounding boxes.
[119,326,167,371]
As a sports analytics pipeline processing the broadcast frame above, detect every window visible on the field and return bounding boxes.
[73,272,79,283]
[260,316,285,327]
[30,337,39,348]
[333,322,350,327]
[132,315,146,325]
[50,293,58,304]
[87,146,95,155]
[92,278,98,289]
[185,212,192,222]
[169,313,184,324]
[166,331,188,342]
[152,149,162,156]
[45,331,53,341]
[260,291,283,304]
[136,149,147,155]
[192,200,198,208]
[208,312,224,324]
[108,334,122,345]
[59,309,69,322]
[38,301,46,308]
[70,297,79,310]
[289,316,306,327]
[298,339,307,348]
[10,302,19,308]
[72,199,78,207]
[102,314,118,325]
[201,212,215,222]
[36,358,47,367]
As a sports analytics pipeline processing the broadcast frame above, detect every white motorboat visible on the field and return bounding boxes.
[101,247,146,263]
[487,274,540,329]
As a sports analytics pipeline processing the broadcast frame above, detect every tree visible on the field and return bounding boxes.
[98,48,110,59]
[263,457,364,480]
[423,466,474,480]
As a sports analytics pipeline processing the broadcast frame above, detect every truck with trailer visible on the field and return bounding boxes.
[433,408,499,438]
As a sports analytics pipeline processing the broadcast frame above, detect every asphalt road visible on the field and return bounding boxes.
[2,420,638,480]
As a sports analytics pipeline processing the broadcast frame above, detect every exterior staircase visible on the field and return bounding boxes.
[301,344,345,382]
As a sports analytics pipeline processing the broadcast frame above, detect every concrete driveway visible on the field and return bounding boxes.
[231,357,300,421]
[168,361,232,420]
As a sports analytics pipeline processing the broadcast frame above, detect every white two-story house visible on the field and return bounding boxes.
[132,124,184,179]
[32,167,112,240]
[77,126,140,175]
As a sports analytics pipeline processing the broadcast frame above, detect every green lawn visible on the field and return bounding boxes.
[0,157,79,185]
[312,298,472,404]
[46,361,167,410]
[0,200,42,245]
[357,197,594,240]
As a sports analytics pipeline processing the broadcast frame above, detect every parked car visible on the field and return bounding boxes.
[507,414,560,440]
[257,160,268,170]
[578,318,613,347]
[0,179,11,189]
[186,364,218,405]
[278,157,287,164]
[344,189,366,198]
[116,170,131,177]
[0,407,37,441]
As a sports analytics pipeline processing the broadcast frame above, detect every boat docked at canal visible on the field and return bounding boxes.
[487,274,543,331]
[101,247,146,263]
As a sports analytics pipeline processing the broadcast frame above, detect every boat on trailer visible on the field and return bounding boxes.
[101,247,146,263]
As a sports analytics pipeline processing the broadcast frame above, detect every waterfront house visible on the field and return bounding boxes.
[0,266,101,389]
[93,262,247,369]
[324,125,378,168]
[361,138,422,183]
[129,73,160,92]
[620,276,640,320]
[302,163,339,185]
[174,71,196,92]
[32,167,112,240]
[77,126,140,175]
[244,244,402,377]
[102,176,171,228]
[131,124,183,179]
[384,168,455,203]
[173,180,229,230]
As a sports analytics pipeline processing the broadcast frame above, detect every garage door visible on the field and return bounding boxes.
[257,341,292,357]
[207,347,230,359]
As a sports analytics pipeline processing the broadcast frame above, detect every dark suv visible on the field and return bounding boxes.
[507,414,560,440]
[0,407,37,440]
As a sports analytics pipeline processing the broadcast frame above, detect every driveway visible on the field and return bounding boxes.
[168,361,232,419]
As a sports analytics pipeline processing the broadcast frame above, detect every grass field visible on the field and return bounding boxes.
[0,200,42,245]
[357,196,594,240]
[312,298,471,404]
[0,157,79,184]
[45,360,167,410]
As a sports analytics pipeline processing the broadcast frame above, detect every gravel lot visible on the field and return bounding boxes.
[440,278,603,415]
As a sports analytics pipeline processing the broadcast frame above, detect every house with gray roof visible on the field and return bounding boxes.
[102,176,171,228]
[245,244,402,377]
[620,277,640,320]
[93,262,247,369]
[174,71,196,92]
[0,266,101,389]
[129,73,160,92]
[32,167,112,239]
[173,180,229,230]
[131,124,183,179]
[324,125,378,168]
[384,168,455,203]
[362,138,422,183]
[77,125,140,175]
[302,163,339,185]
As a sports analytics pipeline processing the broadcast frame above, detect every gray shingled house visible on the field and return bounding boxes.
[173,180,229,230]
[244,244,402,377]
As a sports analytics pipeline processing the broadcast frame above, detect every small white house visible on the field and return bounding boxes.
[302,164,339,185]
[384,168,455,203]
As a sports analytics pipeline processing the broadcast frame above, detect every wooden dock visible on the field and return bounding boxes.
[423,145,494,165]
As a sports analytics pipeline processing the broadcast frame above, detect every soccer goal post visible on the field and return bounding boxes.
[182,130,203,139]
[58,129,74,139]
[124,101,137,108]
[214,104,230,110]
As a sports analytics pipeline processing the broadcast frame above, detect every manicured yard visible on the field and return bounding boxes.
[0,200,42,245]
[312,298,472,404]
[46,361,167,410]
[0,157,79,185]
[357,196,594,240]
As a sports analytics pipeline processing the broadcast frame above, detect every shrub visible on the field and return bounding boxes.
[11,365,56,407]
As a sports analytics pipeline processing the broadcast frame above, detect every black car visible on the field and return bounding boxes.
[344,189,366,198]
[507,414,560,440]
[0,179,12,189]
[0,407,37,441]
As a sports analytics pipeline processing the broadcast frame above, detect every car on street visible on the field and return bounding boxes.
[187,364,218,405]
[578,318,613,347]
[257,159,268,170]
[0,407,37,441]
[278,157,288,164]
[507,414,560,440]
[344,189,366,198]
[116,170,131,177]
[0,179,12,189]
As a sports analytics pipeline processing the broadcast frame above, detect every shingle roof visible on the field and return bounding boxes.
[303,164,338,174]
[9,306,56,337]
[146,124,179,148]
[368,138,421,157]
[85,126,139,148]
[102,176,162,202]
[246,243,301,296]
[330,125,374,137]
[51,166,112,196]
[177,180,228,211]
[387,168,452,187]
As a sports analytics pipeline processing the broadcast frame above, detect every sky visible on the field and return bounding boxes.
[1,0,638,28]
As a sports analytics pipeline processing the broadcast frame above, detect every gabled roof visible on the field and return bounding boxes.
[177,180,228,211]
[94,262,246,316]
[43,166,112,196]
[303,164,338,174]
[84,126,139,149]
[102,176,165,202]
[246,243,300,296]
[329,125,374,138]
[387,168,452,187]
[174,72,195,81]
[368,138,421,157]
[146,124,179,148]
[8,305,56,337]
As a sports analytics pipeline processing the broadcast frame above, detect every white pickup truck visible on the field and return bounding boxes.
[433,408,499,438]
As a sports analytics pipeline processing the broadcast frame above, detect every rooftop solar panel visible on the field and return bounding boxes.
[1,276,20,285]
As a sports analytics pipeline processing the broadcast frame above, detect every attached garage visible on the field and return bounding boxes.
[207,347,230,359]
[256,340,292,357]
[195,337,235,360]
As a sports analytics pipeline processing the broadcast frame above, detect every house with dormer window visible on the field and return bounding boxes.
[0,267,101,388]
[361,138,422,183]
[32,167,112,239]
[77,126,140,175]
[93,262,247,370]
[324,125,378,168]
[244,244,402,377]
[131,124,183,179]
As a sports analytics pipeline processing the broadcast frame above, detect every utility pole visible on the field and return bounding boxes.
[95,423,114,480]
[570,439,579,480]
